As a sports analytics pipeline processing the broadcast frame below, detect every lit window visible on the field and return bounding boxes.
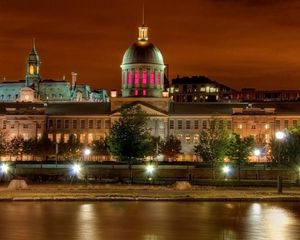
[88,133,93,144]
[56,133,61,143]
[238,124,243,129]
[265,124,269,129]
[185,134,191,143]
[150,71,154,85]
[29,65,34,75]
[79,134,85,143]
[48,134,53,141]
[127,71,132,84]
[134,89,138,96]
[194,134,199,143]
[157,72,161,85]
[142,89,146,96]
[134,71,139,84]
[64,134,69,143]
[142,70,147,84]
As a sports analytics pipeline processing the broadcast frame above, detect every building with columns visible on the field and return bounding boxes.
[1,24,300,161]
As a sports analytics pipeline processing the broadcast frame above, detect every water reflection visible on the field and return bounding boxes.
[0,202,299,240]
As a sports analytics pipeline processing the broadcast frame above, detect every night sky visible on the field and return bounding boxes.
[0,0,300,91]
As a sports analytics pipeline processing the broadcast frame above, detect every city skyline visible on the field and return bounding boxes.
[0,0,300,91]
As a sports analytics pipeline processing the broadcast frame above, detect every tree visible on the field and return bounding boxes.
[159,135,181,161]
[58,134,82,161]
[107,105,152,182]
[9,136,25,160]
[227,133,255,181]
[92,138,109,161]
[36,136,55,161]
[194,119,229,179]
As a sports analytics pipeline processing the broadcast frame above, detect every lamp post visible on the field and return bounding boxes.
[275,131,286,194]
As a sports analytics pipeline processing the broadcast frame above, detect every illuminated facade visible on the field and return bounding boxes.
[0,42,108,103]
[1,25,300,162]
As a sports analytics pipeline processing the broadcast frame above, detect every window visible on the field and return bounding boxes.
[185,134,191,143]
[48,120,54,128]
[96,120,101,129]
[64,134,69,143]
[37,123,42,129]
[293,120,298,127]
[265,123,269,129]
[56,133,61,143]
[194,120,199,130]
[79,134,85,143]
[251,124,256,129]
[134,89,138,96]
[142,70,147,84]
[127,71,132,85]
[186,120,191,130]
[48,134,53,141]
[134,71,139,84]
[2,121,6,129]
[275,120,280,129]
[11,124,15,129]
[194,134,199,143]
[157,72,161,85]
[88,120,93,129]
[170,120,174,130]
[142,89,146,96]
[57,120,62,129]
[177,134,183,139]
[178,120,183,129]
[150,71,154,85]
[72,120,78,129]
[64,120,69,129]
[23,124,28,129]
[105,119,110,129]
[227,121,232,130]
[88,133,93,144]
[284,120,289,129]
[80,120,85,129]
[202,120,207,129]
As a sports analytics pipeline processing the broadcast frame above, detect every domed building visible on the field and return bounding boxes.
[121,25,165,97]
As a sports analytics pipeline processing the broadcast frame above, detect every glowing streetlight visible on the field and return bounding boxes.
[275,131,286,140]
[253,148,261,157]
[222,165,231,175]
[71,163,81,175]
[0,163,9,174]
[84,148,91,156]
[145,164,155,175]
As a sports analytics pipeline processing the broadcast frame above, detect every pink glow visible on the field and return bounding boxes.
[150,71,154,85]
[134,89,138,96]
[157,72,161,85]
[127,71,132,84]
[134,71,139,84]
[143,89,146,96]
[142,70,147,84]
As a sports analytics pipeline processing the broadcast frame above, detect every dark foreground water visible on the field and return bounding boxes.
[0,202,300,240]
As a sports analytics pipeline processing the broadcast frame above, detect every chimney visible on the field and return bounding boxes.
[71,72,77,88]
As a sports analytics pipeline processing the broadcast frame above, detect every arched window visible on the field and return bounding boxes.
[150,71,154,85]
[127,71,132,84]
[134,71,139,84]
[29,65,34,75]
[142,70,147,84]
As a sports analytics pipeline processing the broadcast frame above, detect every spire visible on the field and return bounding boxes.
[138,0,148,41]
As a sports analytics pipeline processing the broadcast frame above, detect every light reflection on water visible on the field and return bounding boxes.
[0,202,299,240]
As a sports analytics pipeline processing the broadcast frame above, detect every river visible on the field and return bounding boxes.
[0,201,300,240]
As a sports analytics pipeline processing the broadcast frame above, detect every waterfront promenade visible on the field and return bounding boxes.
[1,184,300,201]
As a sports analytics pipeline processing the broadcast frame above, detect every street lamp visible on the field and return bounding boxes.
[71,163,82,176]
[145,164,156,181]
[253,148,262,163]
[222,165,231,175]
[275,130,286,194]
[0,163,9,174]
[83,148,91,161]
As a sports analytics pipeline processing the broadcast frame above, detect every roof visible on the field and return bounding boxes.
[46,102,111,115]
[169,102,300,115]
[122,41,164,66]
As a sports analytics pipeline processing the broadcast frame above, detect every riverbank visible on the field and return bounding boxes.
[0,183,300,201]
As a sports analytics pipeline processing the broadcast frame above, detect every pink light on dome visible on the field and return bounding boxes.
[157,72,161,85]
[127,71,132,84]
[134,71,139,84]
[150,71,154,85]
[142,70,147,84]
